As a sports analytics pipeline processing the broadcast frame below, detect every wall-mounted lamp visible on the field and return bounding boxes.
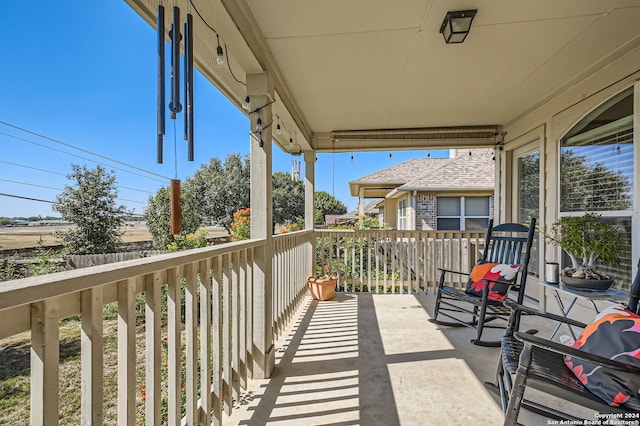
[439,9,477,44]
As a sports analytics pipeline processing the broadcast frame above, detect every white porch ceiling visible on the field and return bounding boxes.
[126,0,640,153]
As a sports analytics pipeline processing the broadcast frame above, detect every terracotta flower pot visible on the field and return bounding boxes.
[307,277,337,301]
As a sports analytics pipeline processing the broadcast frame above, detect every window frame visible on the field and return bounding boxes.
[436,196,491,230]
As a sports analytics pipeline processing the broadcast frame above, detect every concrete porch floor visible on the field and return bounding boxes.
[225,293,595,425]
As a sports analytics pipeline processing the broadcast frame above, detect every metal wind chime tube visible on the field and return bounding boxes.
[184,13,194,161]
[157,5,165,164]
[169,6,182,118]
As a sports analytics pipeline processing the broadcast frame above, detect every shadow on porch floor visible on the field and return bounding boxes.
[225,293,594,425]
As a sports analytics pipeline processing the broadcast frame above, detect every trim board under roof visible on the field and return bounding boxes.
[314,126,500,152]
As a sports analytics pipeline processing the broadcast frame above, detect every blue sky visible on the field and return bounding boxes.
[0,1,445,218]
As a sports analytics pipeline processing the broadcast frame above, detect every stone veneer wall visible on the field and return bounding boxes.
[415,193,436,230]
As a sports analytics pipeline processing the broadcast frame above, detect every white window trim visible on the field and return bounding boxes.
[437,196,491,230]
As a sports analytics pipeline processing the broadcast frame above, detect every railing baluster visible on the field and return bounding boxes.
[117,278,136,425]
[81,286,103,425]
[246,248,254,379]
[145,272,162,426]
[185,262,198,425]
[222,253,232,414]
[231,251,241,402]
[199,259,212,425]
[238,250,248,390]
[211,257,223,425]
[31,299,59,426]
[167,267,181,426]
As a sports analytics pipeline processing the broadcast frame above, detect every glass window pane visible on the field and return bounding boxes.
[437,218,460,230]
[465,197,489,216]
[560,88,633,212]
[518,151,540,277]
[437,197,460,216]
[465,218,489,231]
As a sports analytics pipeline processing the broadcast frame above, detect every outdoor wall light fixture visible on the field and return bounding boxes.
[242,96,250,110]
[439,9,477,44]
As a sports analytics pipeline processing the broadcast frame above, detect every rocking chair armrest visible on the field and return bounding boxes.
[481,277,519,289]
[503,300,588,329]
[514,331,640,374]
[436,268,470,277]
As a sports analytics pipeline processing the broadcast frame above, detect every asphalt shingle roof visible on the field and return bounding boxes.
[349,150,495,190]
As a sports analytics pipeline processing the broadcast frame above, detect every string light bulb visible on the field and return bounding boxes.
[255,116,263,132]
[351,153,354,162]
[216,35,225,65]
[389,152,392,160]
[276,116,281,134]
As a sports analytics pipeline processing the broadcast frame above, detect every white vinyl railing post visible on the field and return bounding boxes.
[117,278,136,425]
[145,272,162,426]
[199,259,212,425]
[81,286,104,425]
[31,299,59,426]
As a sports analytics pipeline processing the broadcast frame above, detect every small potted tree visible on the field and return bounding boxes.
[308,265,337,301]
[545,213,624,290]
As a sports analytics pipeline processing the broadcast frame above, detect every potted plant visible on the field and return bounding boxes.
[307,265,337,301]
[545,213,623,290]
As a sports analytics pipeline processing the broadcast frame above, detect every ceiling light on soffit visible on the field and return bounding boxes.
[440,9,477,44]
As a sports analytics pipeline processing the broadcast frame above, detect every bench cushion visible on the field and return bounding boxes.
[564,305,640,406]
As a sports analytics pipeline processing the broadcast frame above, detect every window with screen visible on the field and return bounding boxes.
[559,87,634,290]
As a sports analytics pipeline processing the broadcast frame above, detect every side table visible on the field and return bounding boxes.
[539,281,628,340]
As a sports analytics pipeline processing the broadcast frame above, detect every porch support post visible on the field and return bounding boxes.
[248,72,275,379]
[304,150,315,230]
[31,299,59,426]
[358,187,365,219]
[305,150,316,276]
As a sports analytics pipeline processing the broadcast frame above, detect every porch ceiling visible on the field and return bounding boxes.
[126,0,640,153]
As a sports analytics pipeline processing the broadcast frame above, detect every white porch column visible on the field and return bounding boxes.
[358,187,365,218]
[248,72,275,378]
[304,150,316,277]
[304,150,315,230]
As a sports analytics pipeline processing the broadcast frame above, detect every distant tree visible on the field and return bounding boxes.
[314,191,347,225]
[190,154,250,231]
[0,218,10,226]
[53,164,126,254]
[272,171,304,227]
[143,185,201,250]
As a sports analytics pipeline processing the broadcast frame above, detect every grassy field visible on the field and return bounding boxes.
[0,316,154,425]
[0,225,228,250]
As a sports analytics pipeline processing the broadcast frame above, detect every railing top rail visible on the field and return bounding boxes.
[0,238,266,311]
[272,229,314,241]
[314,229,485,236]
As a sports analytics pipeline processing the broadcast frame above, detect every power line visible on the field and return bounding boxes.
[0,160,153,195]
[0,192,53,203]
[0,160,65,176]
[0,120,172,181]
[0,131,168,184]
[0,179,147,206]
[0,178,61,191]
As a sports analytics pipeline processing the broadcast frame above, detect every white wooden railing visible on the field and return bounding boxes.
[0,231,312,425]
[315,229,486,293]
[0,228,479,424]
